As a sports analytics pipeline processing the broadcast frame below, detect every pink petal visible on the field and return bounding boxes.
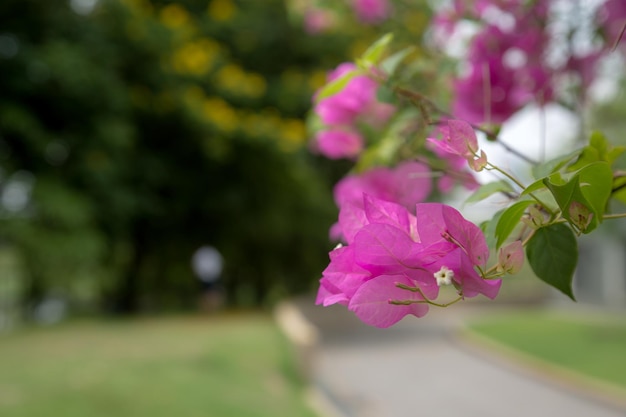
[362,194,411,233]
[353,223,423,275]
[349,274,430,328]
[314,129,364,159]
[338,201,369,244]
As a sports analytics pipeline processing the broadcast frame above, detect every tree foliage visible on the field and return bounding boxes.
[0,0,361,314]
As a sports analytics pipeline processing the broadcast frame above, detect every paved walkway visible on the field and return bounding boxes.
[293,297,626,417]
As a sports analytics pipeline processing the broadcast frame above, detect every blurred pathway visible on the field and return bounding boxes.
[293,297,626,417]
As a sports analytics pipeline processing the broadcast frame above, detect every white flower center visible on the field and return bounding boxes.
[434,266,454,286]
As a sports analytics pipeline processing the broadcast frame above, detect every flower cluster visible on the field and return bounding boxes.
[351,0,391,24]
[432,0,618,124]
[427,119,488,173]
[330,161,433,240]
[316,194,501,328]
[303,0,626,328]
[311,63,395,159]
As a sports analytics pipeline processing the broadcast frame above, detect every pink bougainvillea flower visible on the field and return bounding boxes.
[303,8,336,34]
[351,0,391,24]
[566,51,604,91]
[316,194,502,328]
[426,126,480,192]
[427,120,487,172]
[314,65,380,126]
[334,161,432,210]
[598,0,626,53]
[311,62,395,159]
[316,244,370,307]
[312,129,364,159]
[331,161,432,241]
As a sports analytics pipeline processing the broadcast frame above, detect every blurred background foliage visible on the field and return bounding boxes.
[0,0,401,321]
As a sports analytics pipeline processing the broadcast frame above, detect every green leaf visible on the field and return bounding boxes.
[578,162,612,219]
[613,175,626,205]
[376,84,395,104]
[358,33,394,69]
[482,208,504,253]
[568,131,625,171]
[526,223,577,300]
[465,181,514,204]
[531,149,581,179]
[495,200,534,249]
[380,46,415,76]
[521,178,548,196]
[354,134,403,171]
[543,162,612,233]
[314,70,358,102]
[608,146,626,164]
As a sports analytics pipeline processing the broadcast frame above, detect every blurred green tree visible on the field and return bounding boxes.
[0,0,359,315]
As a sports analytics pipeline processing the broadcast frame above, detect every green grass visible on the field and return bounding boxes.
[468,309,626,389]
[0,313,319,417]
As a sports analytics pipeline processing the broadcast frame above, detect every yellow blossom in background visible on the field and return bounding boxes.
[404,11,427,35]
[172,38,221,75]
[216,64,246,92]
[203,97,237,132]
[183,86,205,107]
[349,39,371,59]
[279,118,306,148]
[241,108,282,138]
[281,69,304,88]
[215,65,267,99]
[240,111,263,137]
[208,0,237,22]
[160,3,190,29]
[120,0,153,15]
[308,70,328,92]
[241,73,267,98]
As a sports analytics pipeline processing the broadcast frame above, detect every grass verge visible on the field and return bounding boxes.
[0,313,319,417]
[465,309,626,392]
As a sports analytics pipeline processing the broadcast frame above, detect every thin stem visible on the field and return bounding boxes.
[394,283,463,308]
[521,228,536,247]
[611,22,626,52]
[386,78,539,166]
[488,163,526,190]
[434,120,539,165]
[488,163,555,215]
[603,213,626,220]
[539,98,546,163]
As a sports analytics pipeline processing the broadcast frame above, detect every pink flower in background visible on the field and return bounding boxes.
[330,161,432,241]
[314,64,393,126]
[313,129,364,160]
[426,124,480,192]
[427,120,487,172]
[303,8,336,34]
[351,0,391,24]
[598,0,626,52]
[315,76,378,125]
[451,25,552,124]
[311,62,395,160]
[316,194,501,327]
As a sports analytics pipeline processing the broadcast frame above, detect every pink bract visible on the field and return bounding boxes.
[315,71,379,125]
[316,195,502,328]
[332,161,432,241]
[351,0,391,24]
[313,129,364,159]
